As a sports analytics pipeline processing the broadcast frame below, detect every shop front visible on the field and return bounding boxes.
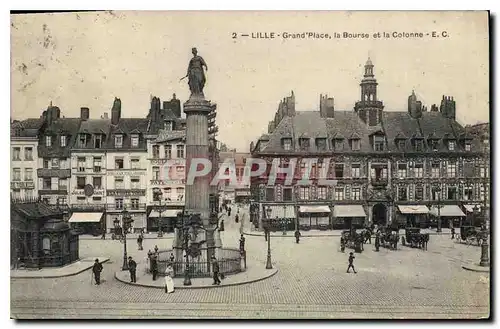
[396,205,429,228]
[429,205,466,228]
[235,189,251,204]
[297,205,331,230]
[68,212,104,236]
[332,205,367,229]
[148,208,183,233]
[462,204,483,227]
[261,204,296,231]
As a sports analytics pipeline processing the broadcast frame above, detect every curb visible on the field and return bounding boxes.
[461,264,490,273]
[11,258,110,279]
[242,230,451,238]
[114,267,278,289]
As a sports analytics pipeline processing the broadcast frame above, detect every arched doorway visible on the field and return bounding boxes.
[372,203,387,226]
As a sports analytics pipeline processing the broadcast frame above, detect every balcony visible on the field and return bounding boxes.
[11,181,35,189]
[39,188,68,195]
[107,189,146,197]
[37,169,71,178]
[71,203,106,212]
[107,203,147,212]
[371,178,388,187]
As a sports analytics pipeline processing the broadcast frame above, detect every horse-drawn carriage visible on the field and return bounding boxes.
[456,226,484,246]
[341,230,364,253]
[401,227,429,250]
[378,227,399,250]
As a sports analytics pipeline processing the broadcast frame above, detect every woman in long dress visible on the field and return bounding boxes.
[164,263,175,293]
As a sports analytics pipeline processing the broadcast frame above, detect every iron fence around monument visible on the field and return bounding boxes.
[152,248,243,278]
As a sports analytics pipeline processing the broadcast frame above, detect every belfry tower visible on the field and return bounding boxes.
[354,57,385,126]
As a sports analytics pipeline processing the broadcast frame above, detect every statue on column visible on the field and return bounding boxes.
[181,47,208,98]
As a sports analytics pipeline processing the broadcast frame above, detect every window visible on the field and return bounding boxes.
[431,162,440,178]
[176,145,185,158]
[24,147,33,160]
[282,138,292,151]
[371,166,388,180]
[465,143,471,151]
[283,188,293,201]
[415,140,424,152]
[12,168,21,181]
[77,196,86,203]
[448,140,455,151]
[266,187,275,201]
[131,177,140,189]
[374,135,384,151]
[25,189,33,199]
[114,135,123,148]
[480,164,488,178]
[131,134,139,147]
[176,166,185,179]
[153,145,160,158]
[12,190,21,199]
[51,158,59,168]
[316,138,327,151]
[398,140,406,150]
[176,187,185,200]
[131,198,140,210]
[24,168,33,181]
[352,187,361,200]
[59,178,68,190]
[94,135,102,149]
[335,164,344,178]
[334,138,344,151]
[76,176,86,189]
[59,158,68,169]
[43,159,49,169]
[93,157,102,172]
[430,139,439,151]
[42,177,51,189]
[335,187,344,200]
[46,135,52,147]
[131,158,140,169]
[351,164,361,178]
[431,186,441,201]
[299,138,310,150]
[115,198,124,210]
[464,185,473,200]
[447,161,457,178]
[415,185,424,200]
[115,157,124,169]
[299,186,310,200]
[78,134,87,148]
[114,177,124,189]
[153,166,160,180]
[92,196,102,202]
[318,186,328,199]
[57,196,67,206]
[92,176,102,189]
[164,187,172,199]
[398,163,407,179]
[165,121,173,131]
[12,147,20,160]
[447,186,458,200]
[77,157,86,172]
[60,136,66,147]
[351,139,360,151]
[414,163,424,178]
[398,186,407,201]
[165,145,172,159]
[480,184,488,201]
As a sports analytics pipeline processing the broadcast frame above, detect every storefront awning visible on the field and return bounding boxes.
[464,204,482,213]
[265,205,296,219]
[429,205,466,217]
[333,205,366,218]
[68,212,103,223]
[299,205,331,213]
[149,209,183,218]
[398,205,429,214]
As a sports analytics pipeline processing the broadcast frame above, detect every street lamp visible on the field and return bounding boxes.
[121,209,133,271]
[265,206,273,269]
[435,185,442,233]
[476,206,490,267]
[153,189,164,238]
[282,205,287,235]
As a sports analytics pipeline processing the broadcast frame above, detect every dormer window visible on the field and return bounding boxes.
[45,135,52,147]
[164,121,173,131]
[94,134,103,148]
[373,135,385,151]
[282,138,292,151]
[299,138,310,150]
[414,139,424,152]
[60,135,66,147]
[131,134,139,147]
[315,138,327,151]
[78,134,88,148]
[448,140,455,151]
[351,139,360,151]
[334,138,344,151]
[465,142,471,151]
[115,135,123,148]
[397,139,406,150]
[429,139,439,151]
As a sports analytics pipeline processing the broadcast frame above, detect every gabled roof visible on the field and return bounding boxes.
[38,118,82,157]
[79,119,111,135]
[11,118,44,138]
[106,118,149,150]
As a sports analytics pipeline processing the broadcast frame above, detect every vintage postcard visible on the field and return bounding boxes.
[10,11,490,319]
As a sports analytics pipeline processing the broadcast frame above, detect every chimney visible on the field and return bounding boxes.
[268,120,276,134]
[111,97,122,125]
[320,94,335,118]
[439,95,456,120]
[46,105,61,125]
[80,107,90,120]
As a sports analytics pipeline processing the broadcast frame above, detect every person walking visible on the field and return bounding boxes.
[340,235,345,253]
[228,207,232,217]
[92,258,103,285]
[294,230,301,244]
[137,234,144,251]
[211,256,221,285]
[154,245,159,256]
[347,252,357,274]
[164,263,175,293]
[235,213,239,224]
[128,256,137,283]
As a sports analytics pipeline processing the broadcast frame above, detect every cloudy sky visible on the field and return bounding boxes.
[11,11,489,151]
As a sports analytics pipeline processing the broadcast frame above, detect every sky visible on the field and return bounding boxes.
[11,11,489,152]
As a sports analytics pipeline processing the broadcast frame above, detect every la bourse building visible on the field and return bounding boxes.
[250,59,489,231]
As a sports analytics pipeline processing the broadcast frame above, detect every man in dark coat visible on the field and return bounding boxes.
[211,256,221,285]
[228,207,232,217]
[340,236,345,252]
[128,256,137,283]
[137,234,144,250]
[347,252,357,274]
[451,227,455,240]
[235,213,239,223]
[151,257,158,281]
[239,234,246,251]
[92,258,103,285]
[294,230,301,244]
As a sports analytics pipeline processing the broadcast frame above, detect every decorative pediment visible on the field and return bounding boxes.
[331,132,345,140]
[411,131,424,139]
[369,129,385,137]
[114,127,125,134]
[394,131,407,140]
[130,128,141,134]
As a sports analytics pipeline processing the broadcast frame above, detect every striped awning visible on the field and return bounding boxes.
[398,205,429,214]
[429,205,466,217]
[299,205,331,213]
[264,205,296,219]
[149,209,183,218]
[464,204,482,213]
[68,212,103,223]
[333,205,366,218]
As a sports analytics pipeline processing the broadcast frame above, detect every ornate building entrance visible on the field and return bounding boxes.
[372,203,388,226]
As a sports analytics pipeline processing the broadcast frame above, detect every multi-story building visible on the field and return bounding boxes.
[10,118,43,200]
[37,105,82,218]
[69,107,111,231]
[146,95,187,233]
[250,58,489,231]
[219,150,251,204]
[105,101,149,233]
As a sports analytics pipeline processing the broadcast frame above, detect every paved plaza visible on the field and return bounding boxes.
[10,209,490,319]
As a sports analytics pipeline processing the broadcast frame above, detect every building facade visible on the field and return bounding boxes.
[219,151,251,204]
[250,59,489,231]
